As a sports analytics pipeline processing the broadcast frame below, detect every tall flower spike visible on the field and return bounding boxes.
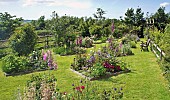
[111,20,115,33]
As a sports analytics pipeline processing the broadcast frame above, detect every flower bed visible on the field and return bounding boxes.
[2,50,57,76]
[71,42,131,80]
[17,74,124,99]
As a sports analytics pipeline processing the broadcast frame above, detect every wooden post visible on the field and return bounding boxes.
[160,50,163,61]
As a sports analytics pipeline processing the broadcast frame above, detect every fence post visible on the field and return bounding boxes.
[160,50,162,61]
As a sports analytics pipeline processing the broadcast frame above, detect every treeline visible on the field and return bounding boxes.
[1,7,170,40]
[0,7,170,56]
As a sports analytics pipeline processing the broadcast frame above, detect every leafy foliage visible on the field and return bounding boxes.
[2,54,30,74]
[0,12,23,40]
[9,24,37,56]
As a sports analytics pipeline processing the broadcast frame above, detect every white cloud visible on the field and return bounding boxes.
[0,0,19,2]
[22,0,92,9]
[0,0,19,5]
[160,2,170,7]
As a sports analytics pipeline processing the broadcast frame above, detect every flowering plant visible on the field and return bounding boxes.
[30,49,58,70]
[17,75,124,100]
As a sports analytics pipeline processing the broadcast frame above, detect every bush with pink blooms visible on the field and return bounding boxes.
[29,49,58,70]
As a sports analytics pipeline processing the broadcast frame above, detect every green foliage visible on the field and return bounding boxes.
[122,43,134,55]
[82,37,93,48]
[130,41,137,48]
[93,8,106,20]
[159,24,170,51]
[89,25,102,38]
[124,8,135,27]
[150,7,169,33]
[90,63,106,77]
[100,36,107,43]
[159,24,170,86]
[0,12,23,40]
[53,46,65,55]
[2,54,30,74]
[9,24,37,56]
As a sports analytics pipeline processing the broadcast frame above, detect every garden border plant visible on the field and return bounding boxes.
[2,49,58,76]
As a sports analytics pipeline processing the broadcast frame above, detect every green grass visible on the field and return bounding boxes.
[0,41,170,100]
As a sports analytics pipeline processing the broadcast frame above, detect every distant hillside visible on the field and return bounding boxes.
[23,20,33,23]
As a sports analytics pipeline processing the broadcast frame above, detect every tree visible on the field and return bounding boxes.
[93,8,106,20]
[89,25,102,38]
[9,24,37,56]
[153,7,169,33]
[37,16,46,30]
[135,7,144,37]
[124,8,135,29]
[135,7,144,27]
[0,12,23,40]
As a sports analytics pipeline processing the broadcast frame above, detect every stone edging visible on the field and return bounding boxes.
[70,68,131,81]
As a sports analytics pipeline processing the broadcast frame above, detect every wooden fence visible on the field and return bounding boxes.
[150,41,165,60]
[37,35,56,49]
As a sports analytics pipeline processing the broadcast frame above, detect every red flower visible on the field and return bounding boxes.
[81,86,85,90]
[116,66,121,70]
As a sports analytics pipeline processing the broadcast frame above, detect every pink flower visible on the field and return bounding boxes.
[53,63,58,69]
[111,21,115,33]
[43,53,48,61]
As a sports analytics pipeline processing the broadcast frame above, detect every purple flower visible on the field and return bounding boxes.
[89,55,95,63]
[119,42,123,48]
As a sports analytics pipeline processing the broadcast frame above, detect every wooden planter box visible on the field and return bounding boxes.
[4,69,48,77]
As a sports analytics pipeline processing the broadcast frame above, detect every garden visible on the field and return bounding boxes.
[0,6,170,100]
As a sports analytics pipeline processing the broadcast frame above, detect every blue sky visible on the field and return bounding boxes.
[0,0,170,20]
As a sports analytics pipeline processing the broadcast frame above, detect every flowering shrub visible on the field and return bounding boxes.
[107,35,134,56]
[30,49,58,70]
[17,75,123,100]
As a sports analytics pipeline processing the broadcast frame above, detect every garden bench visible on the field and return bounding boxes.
[140,39,150,51]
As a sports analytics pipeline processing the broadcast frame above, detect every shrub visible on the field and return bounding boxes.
[122,43,134,55]
[53,46,65,54]
[82,37,93,48]
[2,54,30,74]
[130,41,137,48]
[9,24,37,56]
[100,36,107,43]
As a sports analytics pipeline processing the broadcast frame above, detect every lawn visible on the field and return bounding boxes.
[0,41,170,100]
